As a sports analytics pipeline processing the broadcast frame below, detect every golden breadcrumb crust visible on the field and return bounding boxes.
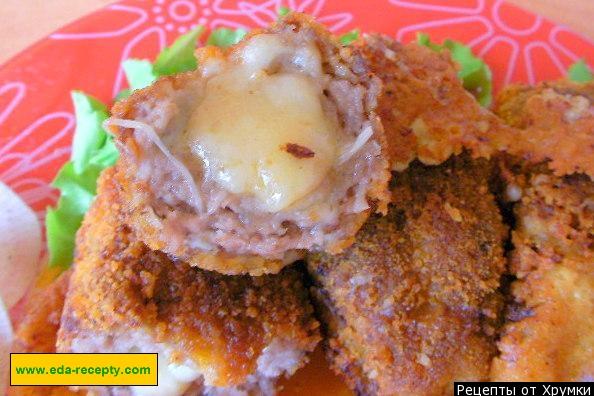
[491,171,594,381]
[491,83,594,381]
[57,168,320,387]
[11,271,69,354]
[358,34,514,171]
[495,80,594,178]
[109,13,390,275]
[309,155,507,395]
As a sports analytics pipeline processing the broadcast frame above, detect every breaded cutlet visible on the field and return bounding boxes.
[491,170,594,381]
[358,35,514,171]
[494,80,594,178]
[56,168,320,395]
[107,13,391,275]
[491,82,594,381]
[308,155,508,395]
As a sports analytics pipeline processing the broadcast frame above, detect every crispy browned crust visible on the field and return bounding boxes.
[357,36,593,180]
[8,271,80,396]
[359,34,514,171]
[57,168,320,387]
[489,81,594,380]
[308,155,508,395]
[490,164,594,381]
[494,80,594,178]
[11,271,69,354]
[109,13,391,275]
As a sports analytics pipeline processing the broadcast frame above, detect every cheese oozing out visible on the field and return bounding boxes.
[185,34,340,213]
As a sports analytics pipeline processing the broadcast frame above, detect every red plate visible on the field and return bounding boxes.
[1,0,593,393]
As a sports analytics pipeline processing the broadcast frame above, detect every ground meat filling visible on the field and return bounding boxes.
[109,18,388,264]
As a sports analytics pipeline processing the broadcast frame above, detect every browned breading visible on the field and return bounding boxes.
[57,168,320,390]
[490,83,594,380]
[490,171,594,381]
[495,80,594,178]
[308,155,508,395]
[8,271,80,396]
[359,34,514,171]
[358,37,593,180]
[109,13,391,276]
[11,271,69,354]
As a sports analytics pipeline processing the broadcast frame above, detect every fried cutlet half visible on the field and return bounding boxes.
[56,168,320,395]
[8,270,79,396]
[491,82,594,381]
[107,13,390,275]
[308,155,508,395]
[495,80,594,178]
[358,35,514,171]
[491,170,594,381]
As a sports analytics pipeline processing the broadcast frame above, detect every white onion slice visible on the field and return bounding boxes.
[0,182,42,308]
[0,296,13,395]
[338,125,373,165]
[105,119,204,212]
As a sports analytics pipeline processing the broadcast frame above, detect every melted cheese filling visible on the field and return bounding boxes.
[186,34,339,212]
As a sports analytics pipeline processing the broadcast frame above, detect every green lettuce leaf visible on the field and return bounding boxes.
[52,162,101,214]
[122,59,157,91]
[153,26,205,76]
[417,33,493,107]
[568,59,593,83]
[417,32,441,51]
[46,92,118,267]
[90,134,119,168]
[46,163,97,268]
[45,205,78,269]
[52,28,214,265]
[70,91,109,173]
[339,29,359,46]
[207,28,247,48]
[278,6,291,17]
[46,163,103,267]
[119,28,205,100]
